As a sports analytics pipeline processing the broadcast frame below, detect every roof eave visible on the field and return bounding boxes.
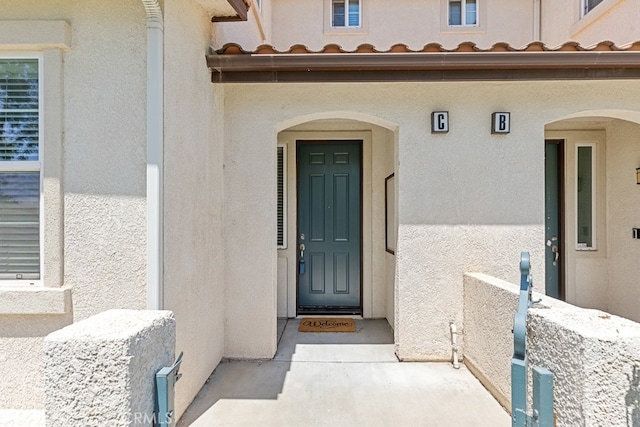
[206,48,640,83]
[207,51,640,72]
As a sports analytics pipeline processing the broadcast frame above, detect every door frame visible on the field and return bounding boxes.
[544,130,608,306]
[545,139,566,300]
[277,130,379,319]
[295,139,364,315]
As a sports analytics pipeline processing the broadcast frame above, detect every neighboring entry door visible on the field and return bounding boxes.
[297,141,361,313]
[544,140,564,299]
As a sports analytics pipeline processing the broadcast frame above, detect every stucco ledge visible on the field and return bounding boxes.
[0,286,71,315]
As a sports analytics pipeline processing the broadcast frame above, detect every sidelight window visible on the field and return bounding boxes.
[576,144,596,250]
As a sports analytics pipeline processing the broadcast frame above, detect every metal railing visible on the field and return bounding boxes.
[511,252,554,427]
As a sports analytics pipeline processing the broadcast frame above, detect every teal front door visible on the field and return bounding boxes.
[544,140,564,299]
[297,141,361,313]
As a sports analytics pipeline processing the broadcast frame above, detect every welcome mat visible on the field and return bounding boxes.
[298,318,356,333]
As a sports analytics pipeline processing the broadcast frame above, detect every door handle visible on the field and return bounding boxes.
[298,243,306,275]
[551,245,559,266]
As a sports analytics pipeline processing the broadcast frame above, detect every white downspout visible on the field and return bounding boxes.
[533,0,541,40]
[142,0,164,310]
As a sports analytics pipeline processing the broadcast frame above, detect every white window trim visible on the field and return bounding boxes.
[331,0,361,28]
[581,0,604,16]
[277,144,288,250]
[440,0,485,34]
[324,0,367,35]
[575,143,597,251]
[0,20,69,292]
[447,0,479,27]
[0,52,44,286]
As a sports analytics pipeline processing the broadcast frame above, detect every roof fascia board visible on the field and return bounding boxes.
[207,51,640,73]
[210,68,640,83]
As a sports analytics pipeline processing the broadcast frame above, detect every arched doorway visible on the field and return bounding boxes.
[544,110,640,322]
[276,113,399,326]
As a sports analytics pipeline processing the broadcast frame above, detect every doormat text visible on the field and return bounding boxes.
[298,318,356,333]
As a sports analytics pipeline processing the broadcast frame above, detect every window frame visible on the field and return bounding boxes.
[331,0,361,29]
[324,0,367,35]
[575,143,597,251]
[582,0,605,16]
[0,52,44,285]
[447,0,479,27]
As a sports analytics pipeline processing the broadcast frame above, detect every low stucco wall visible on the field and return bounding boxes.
[463,272,640,425]
[44,310,175,426]
[462,272,564,408]
[463,273,519,408]
[528,307,640,426]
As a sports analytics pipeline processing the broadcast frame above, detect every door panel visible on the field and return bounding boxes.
[298,141,361,312]
[545,140,564,299]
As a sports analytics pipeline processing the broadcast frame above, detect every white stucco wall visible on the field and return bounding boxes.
[541,0,639,48]
[222,90,277,359]
[464,270,640,424]
[463,272,567,409]
[269,0,535,51]
[606,119,640,323]
[58,1,147,321]
[222,79,640,362]
[163,0,227,418]
[528,306,640,426]
[1,0,147,409]
[44,310,175,426]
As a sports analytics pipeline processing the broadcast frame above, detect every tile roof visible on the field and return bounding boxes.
[215,41,640,55]
[207,41,640,82]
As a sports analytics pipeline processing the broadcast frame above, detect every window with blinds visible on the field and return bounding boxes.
[0,58,41,281]
[332,0,360,28]
[277,145,287,249]
[449,0,477,26]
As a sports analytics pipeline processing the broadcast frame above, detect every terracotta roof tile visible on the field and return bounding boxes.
[215,41,640,55]
[208,40,640,83]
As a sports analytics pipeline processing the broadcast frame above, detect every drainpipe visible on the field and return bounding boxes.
[533,0,541,40]
[142,0,164,310]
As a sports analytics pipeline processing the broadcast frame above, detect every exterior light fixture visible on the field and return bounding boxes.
[637,167,640,185]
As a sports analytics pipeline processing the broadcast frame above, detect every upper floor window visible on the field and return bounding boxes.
[332,0,360,28]
[583,0,604,15]
[449,0,478,26]
[0,57,41,282]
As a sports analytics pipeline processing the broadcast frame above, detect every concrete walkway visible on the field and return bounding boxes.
[178,319,510,427]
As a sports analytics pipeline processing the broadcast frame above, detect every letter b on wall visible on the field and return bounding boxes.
[492,112,510,134]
